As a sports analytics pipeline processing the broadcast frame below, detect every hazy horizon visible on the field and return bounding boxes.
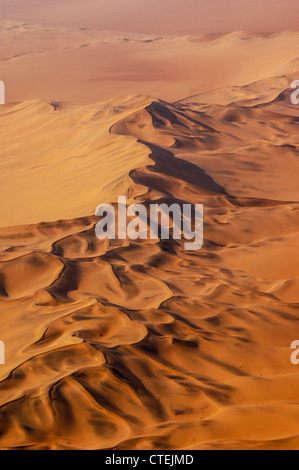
[2,0,299,452]
[1,0,299,34]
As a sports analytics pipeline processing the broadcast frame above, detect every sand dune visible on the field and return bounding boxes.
[0,95,151,226]
[1,60,299,449]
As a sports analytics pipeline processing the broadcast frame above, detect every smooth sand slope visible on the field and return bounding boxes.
[1,29,299,449]
[0,95,152,226]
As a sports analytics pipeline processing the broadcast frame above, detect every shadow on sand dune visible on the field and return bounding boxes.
[134,140,229,197]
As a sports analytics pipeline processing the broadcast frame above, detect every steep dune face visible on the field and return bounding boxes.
[1,75,299,449]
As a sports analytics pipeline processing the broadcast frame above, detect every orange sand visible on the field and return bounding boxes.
[0,23,299,449]
[1,23,299,103]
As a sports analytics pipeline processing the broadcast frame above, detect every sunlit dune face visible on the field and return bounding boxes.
[1,0,299,452]
[1,81,299,449]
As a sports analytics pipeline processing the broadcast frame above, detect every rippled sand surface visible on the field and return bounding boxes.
[1,70,299,449]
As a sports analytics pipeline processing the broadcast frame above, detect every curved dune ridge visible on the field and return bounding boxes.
[1,75,299,449]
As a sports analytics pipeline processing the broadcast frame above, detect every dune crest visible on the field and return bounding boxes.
[1,72,299,449]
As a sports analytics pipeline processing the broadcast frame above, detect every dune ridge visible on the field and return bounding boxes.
[0,71,299,448]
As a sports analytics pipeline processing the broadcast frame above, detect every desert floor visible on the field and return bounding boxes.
[0,24,299,449]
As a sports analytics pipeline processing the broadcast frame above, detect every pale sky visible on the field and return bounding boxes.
[1,0,299,34]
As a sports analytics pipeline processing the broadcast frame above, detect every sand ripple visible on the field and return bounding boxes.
[1,82,299,449]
